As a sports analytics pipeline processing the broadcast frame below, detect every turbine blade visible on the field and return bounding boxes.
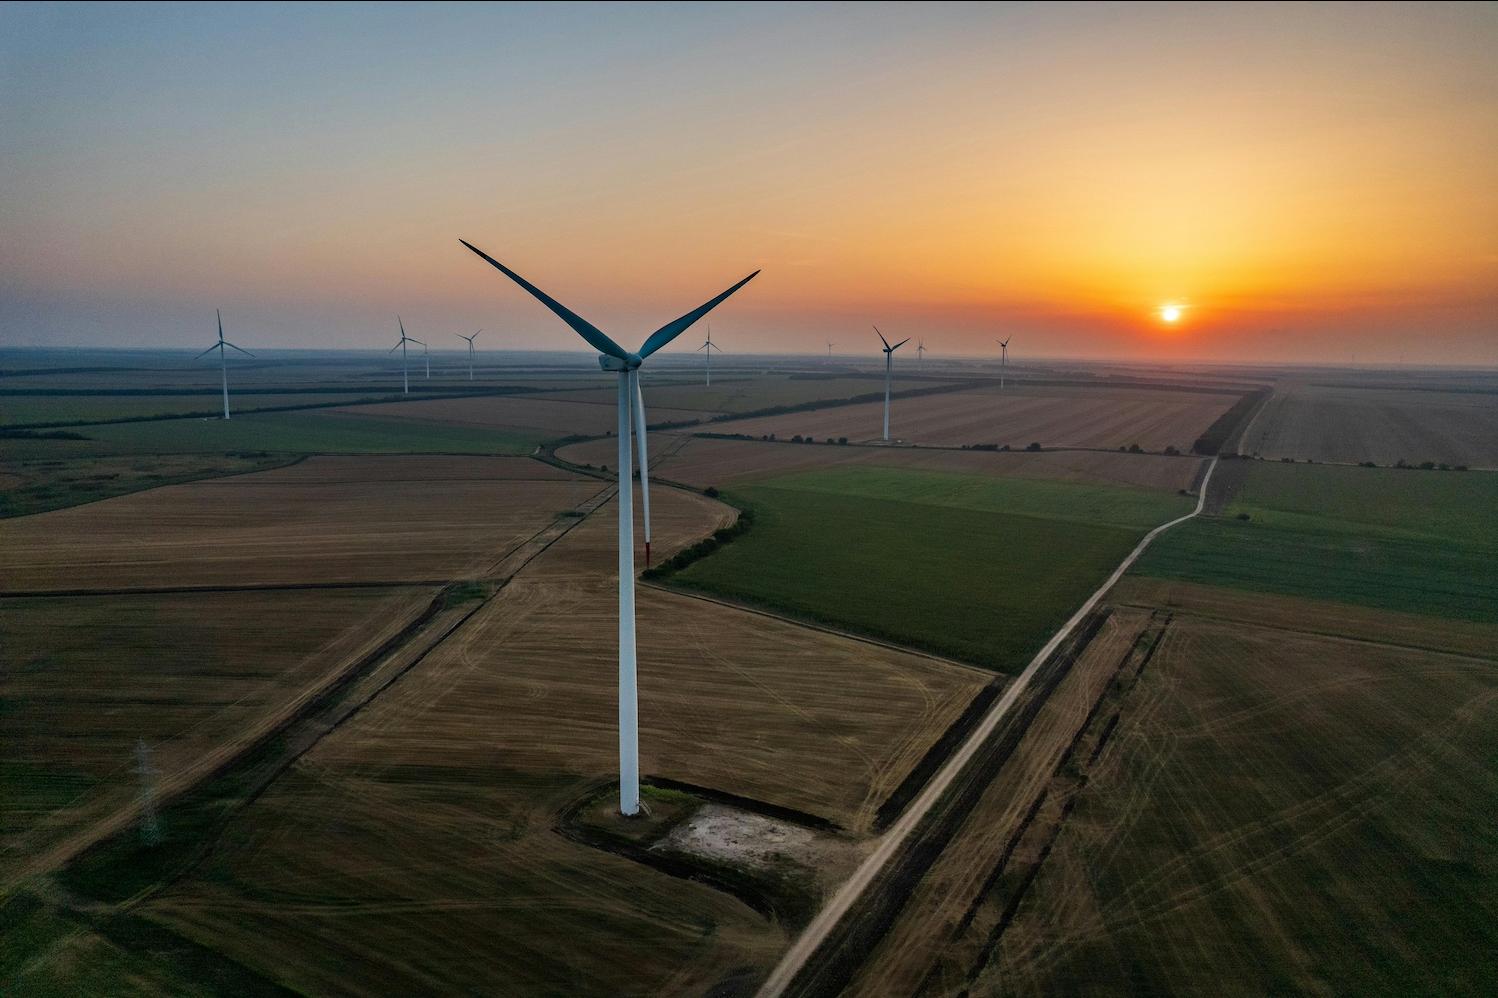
[873,325,890,350]
[406,337,425,346]
[217,309,224,343]
[632,372,651,545]
[892,338,911,351]
[194,343,220,360]
[223,341,254,357]
[460,240,627,360]
[637,270,760,359]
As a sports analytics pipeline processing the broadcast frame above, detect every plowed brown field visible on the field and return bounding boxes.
[331,393,712,435]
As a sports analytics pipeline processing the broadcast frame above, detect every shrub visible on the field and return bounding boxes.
[1163,445,1180,456]
[1025,442,1042,452]
[838,437,848,445]
[1419,461,1436,470]
[1359,461,1377,468]
[1128,444,1143,454]
[1235,512,1251,521]
[704,486,719,498]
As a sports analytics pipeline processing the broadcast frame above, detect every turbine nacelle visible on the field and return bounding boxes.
[598,353,643,371]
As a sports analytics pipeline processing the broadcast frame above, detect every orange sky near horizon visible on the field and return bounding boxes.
[2,3,1495,363]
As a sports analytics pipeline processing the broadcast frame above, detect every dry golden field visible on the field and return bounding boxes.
[0,586,436,888]
[329,393,714,435]
[114,483,992,996]
[1240,383,1498,467]
[1,456,606,591]
[700,384,1235,450]
[557,434,1204,492]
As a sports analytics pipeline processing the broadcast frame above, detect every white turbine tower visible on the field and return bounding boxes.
[194,310,253,420]
[827,340,834,360]
[874,325,910,442]
[457,330,482,381]
[997,337,1011,389]
[698,325,723,386]
[390,318,423,395]
[461,238,758,817]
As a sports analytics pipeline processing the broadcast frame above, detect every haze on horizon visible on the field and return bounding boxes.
[2,1,1495,365]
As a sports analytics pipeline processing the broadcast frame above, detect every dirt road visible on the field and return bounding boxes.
[755,456,1218,997]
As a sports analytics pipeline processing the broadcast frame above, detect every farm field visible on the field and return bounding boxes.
[0,452,295,518]
[21,484,992,997]
[0,586,436,886]
[557,433,1205,493]
[0,392,383,427]
[1241,382,1498,467]
[665,467,1191,670]
[971,611,1498,997]
[1,456,605,591]
[701,383,1238,451]
[333,392,715,435]
[1134,461,1498,622]
[537,374,959,413]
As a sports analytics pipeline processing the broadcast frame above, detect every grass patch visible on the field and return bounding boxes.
[1135,462,1498,622]
[0,453,297,517]
[667,475,1158,671]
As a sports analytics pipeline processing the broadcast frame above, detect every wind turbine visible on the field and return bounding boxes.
[422,340,431,380]
[457,330,482,381]
[874,325,910,442]
[460,238,758,817]
[826,340,834,360]
[917,338,927,364]
[698,325,723,386]
[390,318,423,395]
[194,310,253,420]
[997,337,1011,389]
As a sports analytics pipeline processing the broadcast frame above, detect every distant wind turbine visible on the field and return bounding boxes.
[917,338,927,364]
[194,310,253,420]
[827,340,834,360]
[390,318,423,395]
[460,238,759,817]
[997,337,1011,389]
[875,325,910,442]
[457,330,482,380]
[698,325,723,386]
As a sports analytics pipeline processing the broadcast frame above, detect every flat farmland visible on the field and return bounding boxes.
[974,612,1498,997]
[0,586,435,886]
[103,485,990,997]
[666,467,1190,671]
[700,384,1237,450]
[0,392,380,427]
[538,375,958,413]
[1,456,605,591]
[333,393,715,435]
[1241,383,1498,467]
[1134,461,1498,622]
[558,434,1203,492]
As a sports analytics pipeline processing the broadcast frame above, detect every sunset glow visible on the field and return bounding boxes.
[2,4,1495,363]
[1160,304,1183,325]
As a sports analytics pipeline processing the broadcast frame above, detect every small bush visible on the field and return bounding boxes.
[1127,444,1143,454]
[1164,445,1180,456]
[1359,461,1377,468]
[838,437,848,445]
[1025,442,1042,452]
[1235,512,1251,521]
[704,486,719,498]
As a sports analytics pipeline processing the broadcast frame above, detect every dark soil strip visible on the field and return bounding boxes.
[873,677,1008,832]
[645,776,840,833]
[1,580,452,600]
[783,609,1111,998]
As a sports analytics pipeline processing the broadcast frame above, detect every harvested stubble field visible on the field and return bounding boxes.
[333,392,715,435]
[1241,383,1498,467]
[700,384,1236,450]
[0,393,378,427]
[0,586,435,887]
[537,375,959,414]
[1,456,605,591]
[976,611,1498,997]
[97,484,990,996]
[0,452,294,518]
[831,607,1159,997]
[666,467,1190,671]
[557,433,1204,493]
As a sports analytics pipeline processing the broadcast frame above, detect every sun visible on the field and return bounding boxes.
[1158,303,1184,324]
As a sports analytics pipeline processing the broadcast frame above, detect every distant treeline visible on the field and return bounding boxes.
[1193,388,1271,455]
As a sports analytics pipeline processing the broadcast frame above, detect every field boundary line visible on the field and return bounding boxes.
[756,456,1218,998]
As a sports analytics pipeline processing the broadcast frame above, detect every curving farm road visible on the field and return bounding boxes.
[756,456,1219,998]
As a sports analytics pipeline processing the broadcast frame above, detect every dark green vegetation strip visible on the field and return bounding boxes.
[1135,461,1498,621]
[0,453,299,518]
[665,469,1187,672]
[1192,387,1268,455]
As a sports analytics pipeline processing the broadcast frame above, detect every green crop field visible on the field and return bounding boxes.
[667,468,1191,671]
[1135,461,1498,621]
[0,393,382,427]
[5,409,545,459]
